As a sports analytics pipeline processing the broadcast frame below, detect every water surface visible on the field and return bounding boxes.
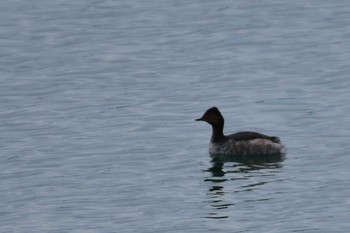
[1,0,350,232]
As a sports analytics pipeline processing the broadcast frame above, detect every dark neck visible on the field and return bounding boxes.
[211,124,225,142]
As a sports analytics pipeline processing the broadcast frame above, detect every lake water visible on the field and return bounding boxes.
[1,0,350,232]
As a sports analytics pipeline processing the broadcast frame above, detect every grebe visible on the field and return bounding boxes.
[196,107,284,156]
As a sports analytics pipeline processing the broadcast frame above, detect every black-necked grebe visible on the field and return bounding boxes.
[196,107,284,156]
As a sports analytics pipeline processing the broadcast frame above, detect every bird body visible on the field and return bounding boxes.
[196,107,284,156]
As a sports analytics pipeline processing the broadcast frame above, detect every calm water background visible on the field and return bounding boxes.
[1,0,350,232]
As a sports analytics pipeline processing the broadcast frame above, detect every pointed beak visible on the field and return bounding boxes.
[195,117,203,121]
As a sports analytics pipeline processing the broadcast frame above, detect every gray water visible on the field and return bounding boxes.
[1,0,350,232]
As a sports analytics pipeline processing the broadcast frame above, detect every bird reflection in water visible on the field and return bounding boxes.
[203,153,285,219]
